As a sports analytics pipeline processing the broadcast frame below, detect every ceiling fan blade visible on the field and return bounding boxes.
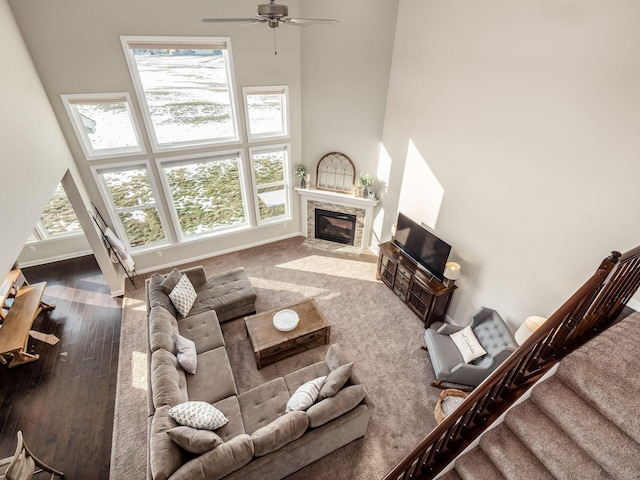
[201,17,260,23]
[284,18,340,26]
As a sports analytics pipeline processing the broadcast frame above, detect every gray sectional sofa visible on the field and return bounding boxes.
[146,265,374,480]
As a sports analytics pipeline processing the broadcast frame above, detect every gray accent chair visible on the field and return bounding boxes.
[424,307,517,388]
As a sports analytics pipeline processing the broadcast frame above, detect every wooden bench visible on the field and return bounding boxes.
[0,282,49,367]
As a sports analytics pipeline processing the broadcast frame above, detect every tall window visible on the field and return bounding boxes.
[250,145,291,224]
[122,37,240,151]
[27,183,83,242]
[243,86,289,142]
[159,152,248,239]
[61,93,144,160]
[92,163,167,248]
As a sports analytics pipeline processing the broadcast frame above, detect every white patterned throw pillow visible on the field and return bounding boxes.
[449,325,487,363]
[285,376,327,412]
[169,274,197,317]
[168,401,228,430]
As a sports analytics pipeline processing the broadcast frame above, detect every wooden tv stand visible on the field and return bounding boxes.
[376,242,456,327]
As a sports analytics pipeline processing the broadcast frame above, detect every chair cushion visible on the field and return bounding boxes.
[213,396,246,442]
[151,349,188,409]
[424,328,463,379]
[189,268,257,319]
[161,268,182,294]
[148,273,177,317]
[149,406,186,480]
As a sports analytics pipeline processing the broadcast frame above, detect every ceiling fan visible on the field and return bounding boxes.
[201,1,339,30]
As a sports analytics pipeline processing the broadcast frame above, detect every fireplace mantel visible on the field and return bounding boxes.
[295,188,379,249]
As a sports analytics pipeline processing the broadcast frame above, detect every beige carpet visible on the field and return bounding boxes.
[110,236,443,479]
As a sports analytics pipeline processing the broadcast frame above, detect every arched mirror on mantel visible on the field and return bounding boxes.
[316,152,356,194]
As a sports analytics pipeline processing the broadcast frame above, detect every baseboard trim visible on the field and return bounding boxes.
[132,232,303,275]
[18,250,93,268]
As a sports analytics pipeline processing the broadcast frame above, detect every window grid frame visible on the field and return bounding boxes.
[249,143,293,226]
[242,85,290,143]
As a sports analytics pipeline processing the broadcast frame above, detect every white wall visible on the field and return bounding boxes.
[8,0,305,273]
[300,0,399,189]
[379,0,640,327]
[0,0,83,277]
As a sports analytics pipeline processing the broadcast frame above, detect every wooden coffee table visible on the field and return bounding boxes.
[244,298,330,369]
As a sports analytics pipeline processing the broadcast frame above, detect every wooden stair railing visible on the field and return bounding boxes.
[384,245,640,480]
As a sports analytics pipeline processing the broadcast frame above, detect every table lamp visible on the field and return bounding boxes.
[443,262,461,286]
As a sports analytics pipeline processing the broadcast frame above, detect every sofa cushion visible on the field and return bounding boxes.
[285,376,326,412]
[167,426,223,454]
[170,434,254,480]
[169,274,198,317]
[149,306,178,353]
[186,347,237,404]
[239,377,289,435]
[176,334,197,374]
[169,401,228,430]
[307,384,366,428]
[251,411,309,457]
[318,363,353,400]
[151,349,188,409]
[150,406,186,480]
[213,396,246,442]
[189,268,257,319]
[283,361,330,393]
[177,310,225,353]
[149,273,177,317]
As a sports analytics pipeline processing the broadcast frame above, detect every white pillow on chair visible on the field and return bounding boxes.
[449,325,487,363]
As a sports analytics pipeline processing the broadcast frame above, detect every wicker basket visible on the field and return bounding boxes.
[434,389,468,424]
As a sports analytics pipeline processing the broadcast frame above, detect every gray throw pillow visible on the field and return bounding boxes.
[167,426,224,454]
[250,411,309,457]
[161,268,183,294]
[318,363,353,400]
[307,384,366,428]
[175,334,197,374]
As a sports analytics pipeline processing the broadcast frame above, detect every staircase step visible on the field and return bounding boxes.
[558,349,640,444]
[532,376,640,479]
[437,468,463,480]
[454,447,506,480]
[505,398,610,479]
[479,423,554,480]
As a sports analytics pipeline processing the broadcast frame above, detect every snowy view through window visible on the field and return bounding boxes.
[77,40,290,249]
[132,49,236,146]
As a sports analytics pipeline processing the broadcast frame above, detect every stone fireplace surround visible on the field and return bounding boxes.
[295,188,379,249]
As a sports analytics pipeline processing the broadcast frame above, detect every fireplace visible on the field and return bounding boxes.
[315,209,357,245]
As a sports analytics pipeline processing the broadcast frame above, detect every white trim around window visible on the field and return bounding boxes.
[242,85,290,142]
[90,160,171,252]
[61,92,145,160]
[121,36,242,153]
[155,149,252,242]
[249,143,292,226]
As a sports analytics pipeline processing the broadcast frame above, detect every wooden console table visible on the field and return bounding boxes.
[377,242,456,327]
[0,269,55,367]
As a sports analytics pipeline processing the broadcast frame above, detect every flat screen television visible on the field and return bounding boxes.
[393,212,451,281]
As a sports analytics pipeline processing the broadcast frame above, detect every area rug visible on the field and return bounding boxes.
[110,236,442,479]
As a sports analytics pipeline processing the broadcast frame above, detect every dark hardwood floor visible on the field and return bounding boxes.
[0,255,121,479]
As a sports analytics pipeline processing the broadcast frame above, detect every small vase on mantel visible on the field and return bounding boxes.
[300,177,306,189]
